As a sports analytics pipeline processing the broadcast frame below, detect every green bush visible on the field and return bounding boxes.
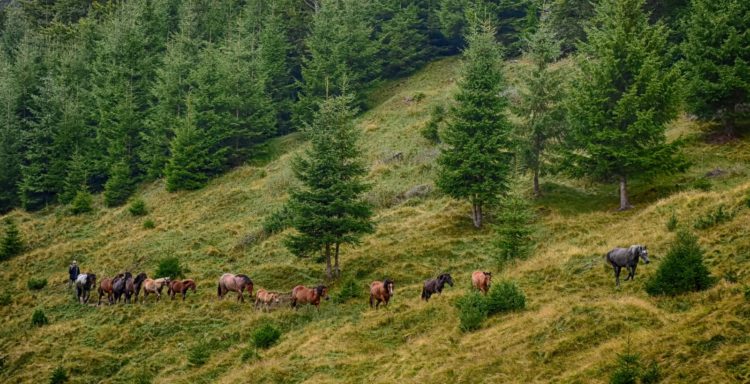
[641,361,661,384]
[143,219,155,229]
[241,347,259,362]
[252,324,281,349]
[27,278,48,291]
[69,190,93,215]
[334,277,362,303]
[455,291,487,332]
[420,105,444,144]
[694,205,733,230]
[0,292,11,306]
[692,177,712,191]
[31,309,48,327]
[128,199,148,216]
[666,212,678,232]
[495,194,536,263]
[262,206,293,235]
[49,366,68,384]
[646,230,713,296]
[0,218,24,261]
[485,281,526,315]
[745,194,750,209]
[155,257,184,279]
[187,343,211,366]
[609,350,660,384]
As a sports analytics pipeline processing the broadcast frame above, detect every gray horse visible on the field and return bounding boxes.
[75,273,97,304]
[605,245,650,287]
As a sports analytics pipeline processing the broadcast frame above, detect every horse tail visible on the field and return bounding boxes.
[217,281,222,298]
[420,285,427,300]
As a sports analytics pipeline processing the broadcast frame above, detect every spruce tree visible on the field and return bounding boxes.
[547,0,597,54]
[60,150,89,204]
[285,95,374,279]
[258,7,295,133]
[0,51,21,212]
[514,17,566,197]
[165,95,215,191]
[379,3,429,77]
[0,218,24,261]
[682,0,750,137]
[563,0,683,210]
[436,22,514,228]
[103,160,134,207]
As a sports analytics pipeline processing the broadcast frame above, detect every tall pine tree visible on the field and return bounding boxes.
[285,95,374,279]
[563,0,683,210]
[436,22,514,228]
[0,50,21,212]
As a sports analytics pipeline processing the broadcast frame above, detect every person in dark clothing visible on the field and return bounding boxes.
[68,260,80,289]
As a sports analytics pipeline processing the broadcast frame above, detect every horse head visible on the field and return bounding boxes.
[86,273,97,289]
[383,279,395,296]
[637,245,650,264]
[316,285,330,301]
[440,273,454,287]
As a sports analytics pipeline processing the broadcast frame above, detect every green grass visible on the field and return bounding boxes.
[1,57,749,383]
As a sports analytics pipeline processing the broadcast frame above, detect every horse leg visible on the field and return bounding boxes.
[182,291,186,301]
[631,264,637,280]
[614,266,621,287]
[369,294,374,308]
[376,299,381,310]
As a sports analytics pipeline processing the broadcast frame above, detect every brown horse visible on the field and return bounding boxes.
[142,277,171,302]
[168,279,197,301]
[255,288,282,311]
[97,274,122,305]
[291,285,329,309]
[471,271,492,295]
[132,272,147,302]
[217,273,253,303]
[369,279,395,309]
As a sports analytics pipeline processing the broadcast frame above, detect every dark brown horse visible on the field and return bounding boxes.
[113,272,134,304]
[168,279,197,301]
[421,273,453,302]
[369,279,394,309]
[217,273,253,303]
[291,285,329,309]
[97,274,122,305]
[471,271,492,295]
[132,273,147,302]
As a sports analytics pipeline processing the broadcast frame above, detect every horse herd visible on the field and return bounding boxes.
[71,244,650,310]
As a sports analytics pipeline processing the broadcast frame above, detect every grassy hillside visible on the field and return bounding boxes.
[1,57,749,384]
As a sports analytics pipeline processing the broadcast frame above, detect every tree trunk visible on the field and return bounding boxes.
[472,203,483,228]
[325,243,332,280]
[334,243,340,278]
[723,113,736,138]
[619,175,633,211]
[533,168,541,198]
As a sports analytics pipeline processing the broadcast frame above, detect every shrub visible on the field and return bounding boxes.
[155,257,184,279]
[252,324,281,349]
[666,211,678,232]
[694,205,733,230]
[455,291,487,332]
[334,277,361,303]
[187,343,211,366]
[495,194,536,263]
[27,278,48,291]
[0,218,24,261]
[745,194,750,209]
[412,92,426,103]
[692,177,712,191]
[0,292,10,306]
[420,104,445,144]
[31,309,48,327]
[49,366,68,384]
[143,219,155,229]
[241,347,259,362]
[69,190,93,215]
[128,199,148,216]
[262,206,293,235]
[485,281,526,315]
[646,230,713,296]
[641,361,661,384]
[609,349,660,384]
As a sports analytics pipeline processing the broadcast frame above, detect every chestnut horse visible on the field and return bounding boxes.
[97,274,122,305]
[254,288,282,311]
[291,285,329,309]
[142,277,171,302]
[471,271,492,295]
[168,279,197,301]
[369,279,395,309]
[217,273,253,303]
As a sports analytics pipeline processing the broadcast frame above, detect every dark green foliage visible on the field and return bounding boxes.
[666,212,678,232]
[421,105,445,144]
[455,291,488,332]
[128,199,148,217]
[437,23,514,228]
[609,349,660,384]
[693,205,733,230]
[49,366,68,384]
[60,151,90,205]
[31,309,48,327]
[262,206,293,235]
[143,220,156,230]
[682,0,750,136]
[0,218,24,261]
[563,0,684,210]
[188,343,211,366]
[155,257,184,279]
[641,362,661,384]
[285,96,374,279]
[745,194,750,209]
[241,347,259,362]
[252,324,281,349]
[646,230,713,296]
[0,51,22,213]
[692,178,712,191]
[69,190,93,215]
[379,4,429,77]
[744,286,750,301]
[103,161,134,208]
[548,0,597,54]
[485,281,526,315]
[334,277,362,303]
[27,278,48,291]
[165,107,213,192]
[495,193,536,262]
[0,292,11,306]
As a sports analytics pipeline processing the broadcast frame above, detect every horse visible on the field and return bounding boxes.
[113,272,133,304]
[217,273,253,303]
[255,288,282,311]
[471,271,492,294]
[421,273,453,301]
[606,245,650,287]
[132,273,147,302]
[290,285,329,309]
[97,274,122,305]
[168,279,197,301]
[142,277,171,302]
[75,273,97,304]
[369,279,394,309]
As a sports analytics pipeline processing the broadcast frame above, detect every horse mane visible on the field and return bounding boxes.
[237,274,252,285]
[315,285,326,297]
[123,271,132,279]
[134,273,147,284]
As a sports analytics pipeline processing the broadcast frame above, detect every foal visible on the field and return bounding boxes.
[168,279,197,301]
[471,271,492,295]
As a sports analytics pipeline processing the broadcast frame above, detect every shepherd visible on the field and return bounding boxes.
[68,260,80,289]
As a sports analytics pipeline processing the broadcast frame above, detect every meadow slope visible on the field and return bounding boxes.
[1,57,749,383]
